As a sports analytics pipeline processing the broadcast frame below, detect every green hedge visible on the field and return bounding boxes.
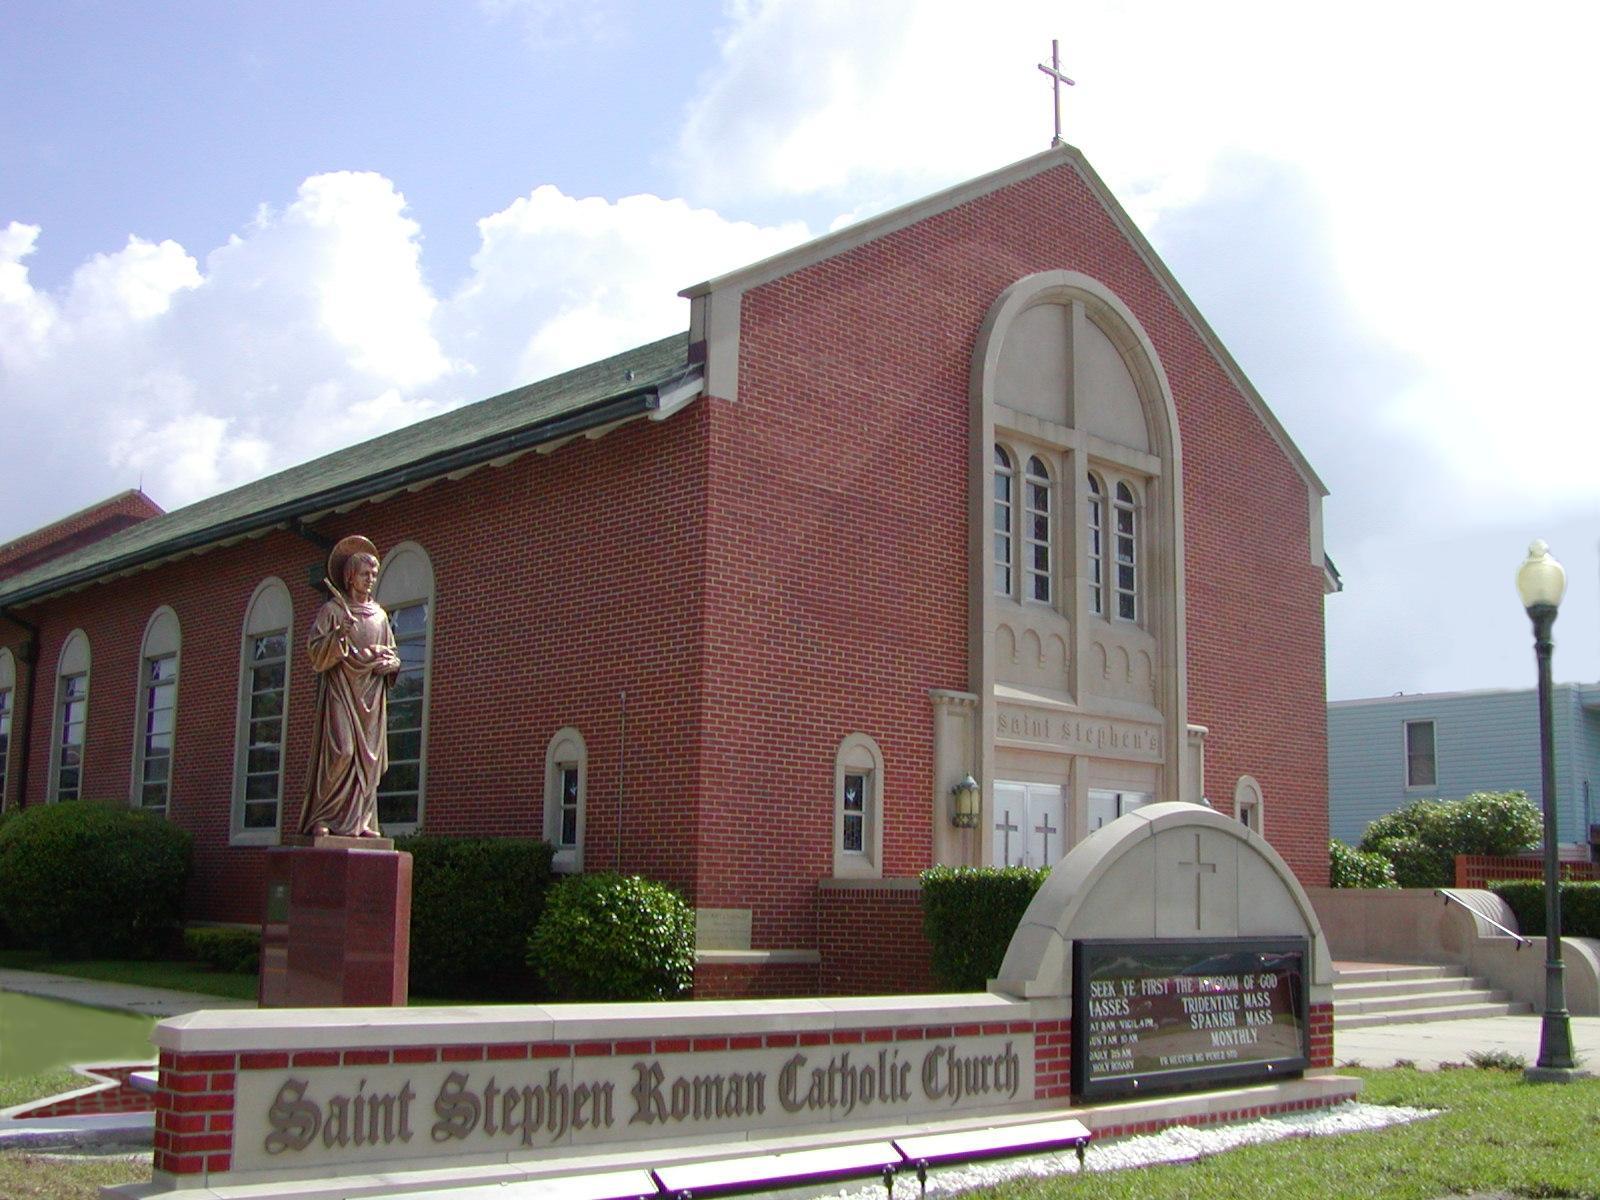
[0,801,191,958]
[1358,792,1542,888]
[529,873,695,1001]
[920,865,1049,991]
[184,926,261,975]
[394,836,556,999]
[1329,839,1397,888]
[1490,881,1600,939]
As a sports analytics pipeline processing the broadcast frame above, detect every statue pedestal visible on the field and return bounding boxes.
[259,844,412,1007]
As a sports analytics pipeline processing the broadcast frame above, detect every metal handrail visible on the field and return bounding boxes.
[1434,888,1532,948]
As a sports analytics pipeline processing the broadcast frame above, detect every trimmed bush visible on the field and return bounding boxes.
[0,800,191,958]
[1491,880,1600,939]
[1329,839,1397,888]
[529,873,694,1001]
[1358,791,1542,889]
[920,865,1049,991]
[395,836,556,999]
[184,926,261,975]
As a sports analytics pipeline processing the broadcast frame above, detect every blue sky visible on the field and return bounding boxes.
[3,1,1598,701]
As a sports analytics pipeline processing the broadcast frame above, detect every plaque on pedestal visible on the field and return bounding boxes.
[260,845,412,1007]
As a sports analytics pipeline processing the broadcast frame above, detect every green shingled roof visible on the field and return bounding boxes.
[0,333,693,608]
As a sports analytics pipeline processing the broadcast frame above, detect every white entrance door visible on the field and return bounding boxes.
[992,782,1067,869]
[1088,789,1152,832]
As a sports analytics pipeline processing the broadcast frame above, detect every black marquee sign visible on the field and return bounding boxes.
[1071,937,1310,1101]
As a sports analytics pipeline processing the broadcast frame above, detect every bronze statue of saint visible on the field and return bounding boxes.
[300,536,402,837]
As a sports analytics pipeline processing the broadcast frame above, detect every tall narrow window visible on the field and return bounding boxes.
[1024,456,1051,604]
[544,727,587,873]
[51,631,91,803]
[133,608,180,816]
[0,648,14,808]
[833,733,885,878]
[993,446,1014,596]
[137,655,177,812]
[1087,473,1104,616]
[233,579,292,842]
[1114,481,1138,621]
[376,543,435,834]
[1405,720,1436,788]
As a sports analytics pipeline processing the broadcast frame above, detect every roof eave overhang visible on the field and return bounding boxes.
[0,370,703,610]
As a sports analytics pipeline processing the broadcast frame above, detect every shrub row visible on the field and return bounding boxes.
[920,865,1048,991]
[184,926,261,974]
[529,873,695,1000]
[1358,792,1541,889]
[1329,839,1397,888]
[394,835,556,999]
[0,801,191,958]
[1490,881,1600,939]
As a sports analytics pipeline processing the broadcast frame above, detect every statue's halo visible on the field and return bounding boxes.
[327,535,379,593]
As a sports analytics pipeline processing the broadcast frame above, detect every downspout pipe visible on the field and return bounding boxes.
[0,607,39,811]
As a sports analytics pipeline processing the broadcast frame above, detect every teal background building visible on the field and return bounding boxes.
[1328,685,1600,851]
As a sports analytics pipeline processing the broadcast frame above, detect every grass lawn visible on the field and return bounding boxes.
[4,1067,1598,1200]
[0,949,257,1001]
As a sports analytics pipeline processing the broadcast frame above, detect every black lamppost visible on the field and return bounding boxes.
[1515,539,1579,1081]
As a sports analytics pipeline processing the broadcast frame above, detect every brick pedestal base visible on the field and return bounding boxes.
[259,846,412,1006]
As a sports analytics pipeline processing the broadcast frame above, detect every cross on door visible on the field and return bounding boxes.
[994,810,1020,865]
[1034,812,1058,864]
[1176,833,1218,931]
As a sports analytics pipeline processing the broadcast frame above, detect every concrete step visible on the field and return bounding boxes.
[1335,986,1512,1016]
[1333,963,1463,985]
[1335,975,1490,1002]
[1336,999,1534,1029]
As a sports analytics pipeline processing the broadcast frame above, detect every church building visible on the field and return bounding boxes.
[0,145,1336,995]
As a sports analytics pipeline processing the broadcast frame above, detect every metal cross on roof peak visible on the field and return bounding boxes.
[1037,38,1075,148]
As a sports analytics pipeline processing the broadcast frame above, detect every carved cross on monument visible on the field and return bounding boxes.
[1176,833,1218,931]
[1037,38,1076,148]
[995,809,1020,865]
[1034,812,1058,866]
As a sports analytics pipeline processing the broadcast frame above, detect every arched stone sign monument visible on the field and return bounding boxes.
[993,802,1335,1096]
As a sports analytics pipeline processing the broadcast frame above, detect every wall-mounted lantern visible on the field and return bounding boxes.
[950,775,981,828]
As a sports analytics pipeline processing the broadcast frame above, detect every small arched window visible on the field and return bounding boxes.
[1024,456,1052,604]
[233,578,293,843]
[376,542,435,834]
[133,607,181,815]
[993,446,1014,596]
[1235,776,1264,836]
[51,630,91,802]
[0,647,14,809]
[1086,473,1105,616]
[833,733,885,879]
[1114,481,1138,621]
[544,727,587,873]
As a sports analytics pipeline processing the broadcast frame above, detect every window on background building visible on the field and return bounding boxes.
[51,631,91,802]
[376,544,435,834]
[993,445,1014,596]
[0,647,14,807]
[1024,456,1052,604]
[544,727,586,872]
[833,733,885,878]
[233,579,292,843]
[133,608,181,816]
[1087,473,1104,615]
[1114,481,1138,621]
[1405,719,1437,788]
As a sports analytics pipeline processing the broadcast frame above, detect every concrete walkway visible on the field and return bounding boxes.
[0,968,255,1018]
[1335,1012,1600,1071]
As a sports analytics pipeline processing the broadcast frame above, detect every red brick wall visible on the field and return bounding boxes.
[702,157,1329,950]
[817,884,936,995]
[693,960,820,999]
[3,411,709,922]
